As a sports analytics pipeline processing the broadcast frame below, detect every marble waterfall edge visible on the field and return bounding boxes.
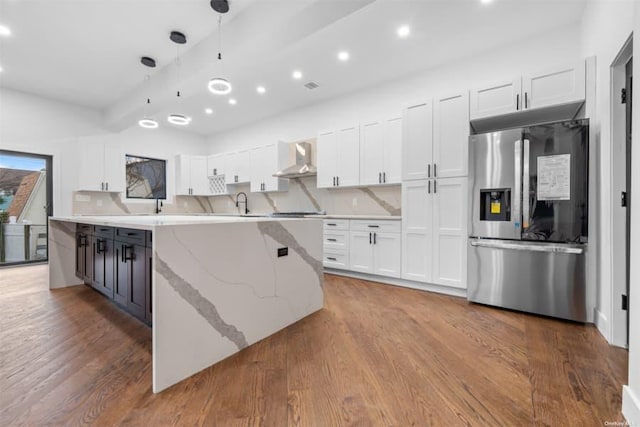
[152,219,324,392]
[49,219,83,289]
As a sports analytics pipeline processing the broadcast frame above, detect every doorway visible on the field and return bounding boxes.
[611,35,633,347]
[0,150,53,266]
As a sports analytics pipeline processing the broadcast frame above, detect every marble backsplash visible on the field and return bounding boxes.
[72,176,401,217]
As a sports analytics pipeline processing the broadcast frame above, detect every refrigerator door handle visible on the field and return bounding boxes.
[522,139,530,229]
[469,240,584,254]
[514,139,522,233]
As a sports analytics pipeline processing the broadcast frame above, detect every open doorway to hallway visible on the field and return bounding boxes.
[0,150,53,266]
[611,36,633,348]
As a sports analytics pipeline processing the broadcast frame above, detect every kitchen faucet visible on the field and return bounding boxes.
[235,192,249,215]
[155,198,163,214]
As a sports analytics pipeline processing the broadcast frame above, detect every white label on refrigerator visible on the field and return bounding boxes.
[537,154,571,200]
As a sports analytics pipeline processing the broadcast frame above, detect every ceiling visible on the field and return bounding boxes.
[0,0,587,136]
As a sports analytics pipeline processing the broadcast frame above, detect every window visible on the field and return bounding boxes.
[125,155,166,199]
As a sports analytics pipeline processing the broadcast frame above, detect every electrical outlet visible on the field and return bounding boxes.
[352,197,358,207]
[96,199,103,207]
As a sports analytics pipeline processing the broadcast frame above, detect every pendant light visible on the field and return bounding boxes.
[138,57,159,129]
[168,31,192,126]
[208,16,232,95]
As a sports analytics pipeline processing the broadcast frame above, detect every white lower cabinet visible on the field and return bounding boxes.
[349,220,401,278]
[402,177,467,288]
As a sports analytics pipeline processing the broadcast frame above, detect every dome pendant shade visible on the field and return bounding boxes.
[210,0,229,13]
[208,77,232,95]
[139,118,159,129]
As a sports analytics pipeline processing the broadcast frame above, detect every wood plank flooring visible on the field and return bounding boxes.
[0,264,628,426]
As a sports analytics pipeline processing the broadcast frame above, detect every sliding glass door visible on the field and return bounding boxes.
[0,150,53,266]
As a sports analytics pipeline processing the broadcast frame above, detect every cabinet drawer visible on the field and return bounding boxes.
[323,251,349,270]
[115,227,146,245]
[77,223,93,234]
[350,220,401,233]
[324,231,349,250]
[323,219,349,231]
[93,225,115,239]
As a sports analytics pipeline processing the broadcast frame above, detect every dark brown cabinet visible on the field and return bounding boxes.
[75,225,93,284]
[76,224,151,326]
[92,225,115,298]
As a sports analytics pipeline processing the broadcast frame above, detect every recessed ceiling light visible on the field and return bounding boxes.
[229,98,237,105]
[397,25,410,38]
[481,0,493,4]
[292,70,303,80]
[337,51,350,62]
[205,108,214,115]
[0,65,3,73]
[256,85,266,94]
[0,25,11,37]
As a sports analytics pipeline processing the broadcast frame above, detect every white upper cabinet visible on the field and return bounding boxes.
[175,155,211,196]
[469,61,586,120]
[433,92,470,179]
[317,131,338,189]
[317,126,360,188]
[336,126,360,187]
[359,120,384,186]
[469,78,521,120]
[360,115,402,186]
[206,153,226,177]
[76,135,124,192]
[522,62,586,110]
[249,142,289,193]
[402,102,433,181]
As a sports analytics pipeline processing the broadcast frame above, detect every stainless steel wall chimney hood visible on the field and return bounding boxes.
[273,142,317,178]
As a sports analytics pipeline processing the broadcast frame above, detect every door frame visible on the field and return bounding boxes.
[0,149,53,267]
[610,35,633,348]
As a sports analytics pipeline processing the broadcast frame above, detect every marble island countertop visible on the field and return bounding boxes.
[50,213,399,229]
[50,214,319,230]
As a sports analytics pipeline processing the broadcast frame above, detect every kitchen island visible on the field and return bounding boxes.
[48,215,324,393]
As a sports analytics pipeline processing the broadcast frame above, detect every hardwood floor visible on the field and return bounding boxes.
[0,265,628,426]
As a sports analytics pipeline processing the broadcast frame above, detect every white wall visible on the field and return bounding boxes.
[0,88,207,216]
[580,0,636,343]
[207,25,582,152]
[624,3,640,424]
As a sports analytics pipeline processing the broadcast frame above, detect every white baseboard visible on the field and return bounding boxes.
[324,269,467,299]
[595,308,610,342]
[623,386,640,425]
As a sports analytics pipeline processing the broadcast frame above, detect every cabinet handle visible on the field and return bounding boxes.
[369,232,372,244]
[327,238,337,242]
[106,182,109,191]
[96,239,105,254]
[525,92,528,109]
[327,257,337,261]
[337,176,339,186]
[77,234,86,247]
[433,164,437,177]
[100,182,104,191]
[428,164,431,178]
[434,180,437,194]
[428,180,431,194]
[378,172,381,184]
[213,168,217,175]
[516,93,520,110]
[367,225,379,228]
[327,223,337,226]
[122,245,133,262]
[373,232,377,245]
[383,172,386,183]
[235,175,238,183]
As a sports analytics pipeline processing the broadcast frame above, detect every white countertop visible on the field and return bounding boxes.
[315,214,401,220]
[50,215,319,230]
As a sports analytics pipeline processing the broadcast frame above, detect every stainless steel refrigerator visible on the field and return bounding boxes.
[467,119,589,322]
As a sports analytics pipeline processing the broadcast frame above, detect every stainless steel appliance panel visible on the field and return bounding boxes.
[467,238,587,321]
[523,120,589,242]
[469,128,523,240]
